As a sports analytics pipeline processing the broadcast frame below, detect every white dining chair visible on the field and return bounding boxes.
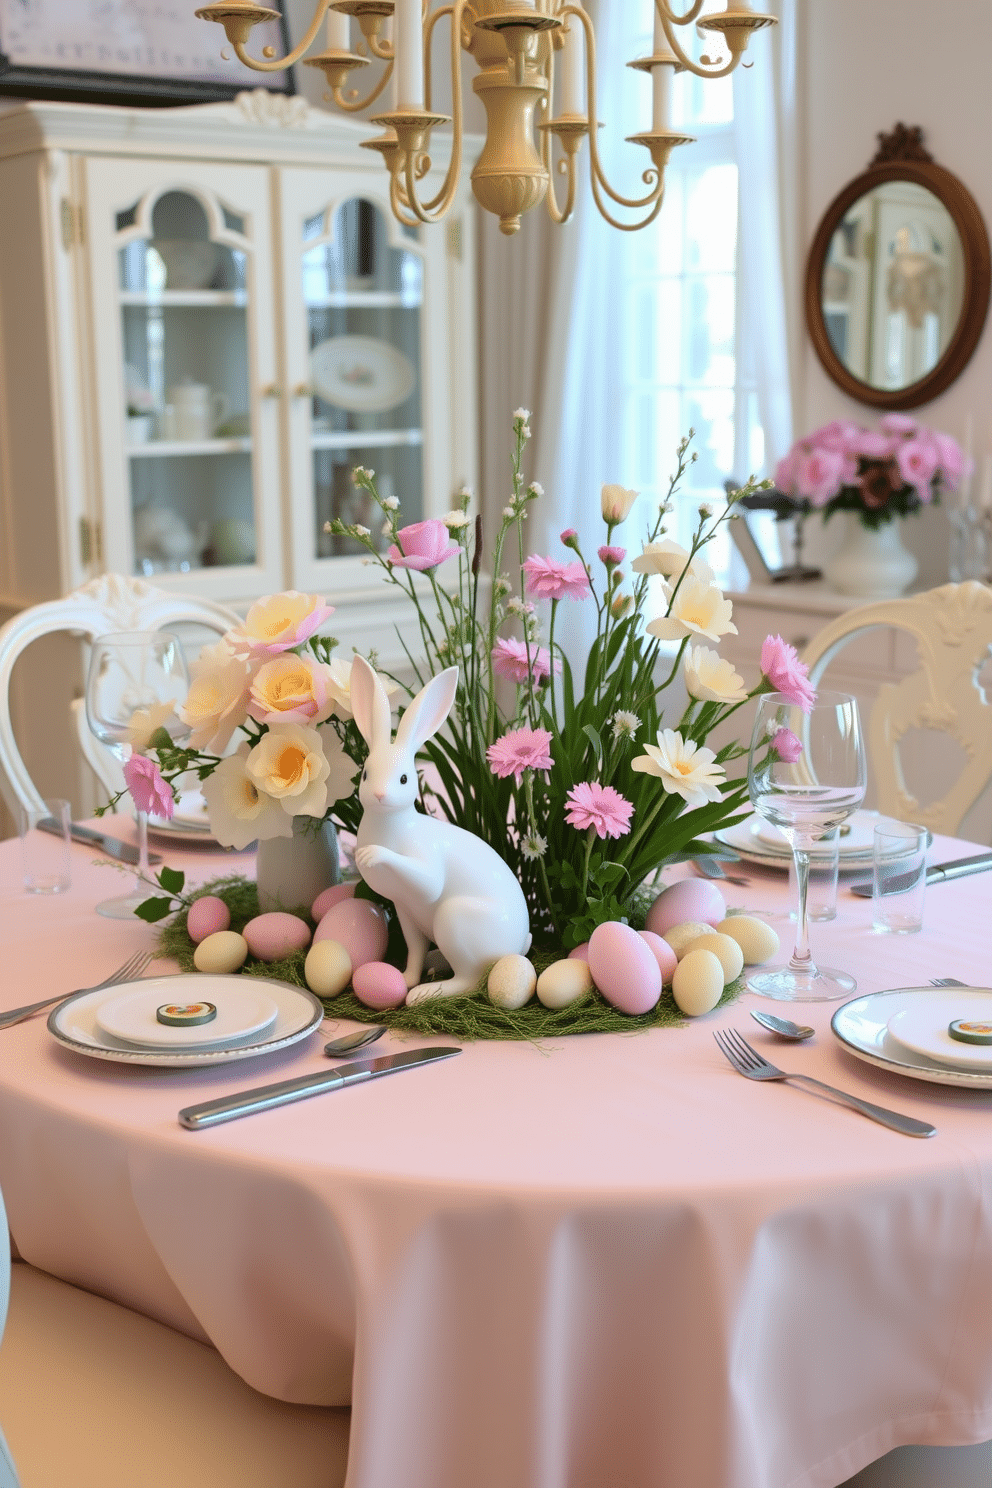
[801,581,992,836]
[0,573,240,818]
[0,1196,21,1488]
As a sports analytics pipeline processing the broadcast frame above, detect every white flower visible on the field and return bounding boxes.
[601,483,639,523]
[127,700,177,751]
[325,656,398,721]
[201,743,291,850]
[521,832,547,860]
[647,577,737,644]
[513,407,531,421]
[442,510,471,529]
[631,728,726,807]
[354,524,371,538]
[494,575,512,597]
[610,710,640,740]
[698,503,713,518]
[503,506,516,519]
[528,481,544,497]
[352,466,374,482]
[383,496,400,511]
[683,644,748,704]
[630,538,713,585]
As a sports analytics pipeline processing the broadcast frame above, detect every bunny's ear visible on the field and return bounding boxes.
[350,655,392,750]
[395,667,459,754]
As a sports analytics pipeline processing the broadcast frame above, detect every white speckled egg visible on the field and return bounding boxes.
[638,930,678,985]
[488,955,537,1010]
[717,915,779,966]
[536,958,594,1010]
[193,930,248,974]
[588,921,662,1015]
[314,898,389,970]
[353,961,407,1010]
[312,881,357,921]
[672,948,725,1016]
[690,932,744,984]
[664,921,716,960]
[243,912,312,962]
[186,895,230,944]
[645,879,725,937]
[304,938,352,998]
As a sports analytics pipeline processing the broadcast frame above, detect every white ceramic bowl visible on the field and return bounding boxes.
[151,239,223,291]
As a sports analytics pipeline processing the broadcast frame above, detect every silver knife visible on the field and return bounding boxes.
[37,817,161,866]
[849,850,992,897]
[178,1046,461,1130]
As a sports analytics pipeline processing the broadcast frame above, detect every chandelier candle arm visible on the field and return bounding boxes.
[196,0,336,70]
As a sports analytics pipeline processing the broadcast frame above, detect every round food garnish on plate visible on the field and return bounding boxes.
[948,1018,992,1046]
[156,1001,218,1028]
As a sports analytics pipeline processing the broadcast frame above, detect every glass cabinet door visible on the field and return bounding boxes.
[83,158,283,599]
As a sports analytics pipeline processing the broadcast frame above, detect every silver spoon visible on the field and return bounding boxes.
[749,1008,815,1042]
[324,1026,386,1056]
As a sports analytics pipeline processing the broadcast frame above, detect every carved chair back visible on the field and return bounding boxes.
[802,582,992,836]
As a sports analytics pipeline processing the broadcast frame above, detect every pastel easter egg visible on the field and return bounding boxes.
[691,932,744,984]
[645,879,725,938]
[717,915,779,966]
[488,954,537,1010]
[312,881,357,921]
[193,930,248,975]
[588,921,662,1016]
[243,912,311,962]
[536,958,594,1010]
[352,961,407,1010]
[638,930,678,985]
[672,948,725,1017]
[314,898,389,970]
[567,942,590,962]
[186,895,231,944]
[664,921,716,960]
[304,939,352,998]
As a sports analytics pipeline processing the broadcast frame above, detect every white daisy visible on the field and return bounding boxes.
[683,645,748,704]
[647,577,737,644]
[610,710,641,740]
[631,728,726,807]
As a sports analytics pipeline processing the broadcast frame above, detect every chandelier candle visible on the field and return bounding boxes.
[325,6,348,50]
[395,0,425,111]
[560,3,585,119]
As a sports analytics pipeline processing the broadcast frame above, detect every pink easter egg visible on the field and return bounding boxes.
[638,930,678,986]
[567,942,590,962]
[645,879,725,938]
[314,898,389,970]
[186,895,231,944]
[352,961,407,1010]
[312,881,357,921]
[243,912,311,962]
[588,921,661,1016]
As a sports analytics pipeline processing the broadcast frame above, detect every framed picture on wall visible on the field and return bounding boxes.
[0,0,293,107]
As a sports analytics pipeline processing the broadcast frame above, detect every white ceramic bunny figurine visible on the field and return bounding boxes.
[350,655,531,1003]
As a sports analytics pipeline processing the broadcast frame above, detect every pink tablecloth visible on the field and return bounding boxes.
[2,824,992,1488]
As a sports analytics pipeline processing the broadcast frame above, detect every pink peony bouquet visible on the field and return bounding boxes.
[775,415,968,531]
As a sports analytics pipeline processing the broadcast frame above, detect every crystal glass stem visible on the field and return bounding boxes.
[789,839,814,974]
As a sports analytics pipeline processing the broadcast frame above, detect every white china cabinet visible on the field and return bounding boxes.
[0,94,479,664]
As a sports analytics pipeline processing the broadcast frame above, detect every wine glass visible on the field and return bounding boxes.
[85,630,189,920]
[747,691,867,1001]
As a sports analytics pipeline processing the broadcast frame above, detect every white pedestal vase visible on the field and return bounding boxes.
[823,514,918,599]
[256,816,340,913]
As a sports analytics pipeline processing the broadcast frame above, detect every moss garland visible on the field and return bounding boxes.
[156,877,744,1042]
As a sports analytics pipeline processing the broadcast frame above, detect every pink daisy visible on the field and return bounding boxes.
[564,781,634,839]
[598,545,626,565]
[760,635,817,714]
[486,727,554,784]
[522,555,591,601]
[123,753,174,819]
[491,637,561,685]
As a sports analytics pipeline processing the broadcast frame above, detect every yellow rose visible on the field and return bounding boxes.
[245,723,332,818]
[248,654,334,725]
[227,591,333,658]
[179,658,251,752]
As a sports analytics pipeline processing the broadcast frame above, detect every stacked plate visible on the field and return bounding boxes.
[148,788,215,845]
[832,987,992,1089]
[715,809,890,872]
[48,974,323,1068]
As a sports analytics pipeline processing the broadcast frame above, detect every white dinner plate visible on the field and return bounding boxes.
[49,975,323,1068]
[714,810,883,870]
[310,335,416,413]
[94,977,279,1050]
[832,987,992,1088]
[886,992,992,1070]
[148,788,215,844]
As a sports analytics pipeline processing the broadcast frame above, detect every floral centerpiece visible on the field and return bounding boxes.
[775,414,967,530]
[108,415,819,963]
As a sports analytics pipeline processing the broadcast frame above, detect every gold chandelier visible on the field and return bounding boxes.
[194,0,775,235]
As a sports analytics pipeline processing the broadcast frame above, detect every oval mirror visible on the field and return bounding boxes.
[805,124,991,410]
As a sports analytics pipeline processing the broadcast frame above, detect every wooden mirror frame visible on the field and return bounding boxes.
[805,124,991,411]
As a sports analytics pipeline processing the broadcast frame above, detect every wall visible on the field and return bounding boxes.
[799,0,992,586]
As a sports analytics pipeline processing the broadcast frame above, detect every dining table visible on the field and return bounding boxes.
[2,819,992,1488]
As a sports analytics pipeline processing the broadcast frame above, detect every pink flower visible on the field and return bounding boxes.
[560,528,578,544]
[771,727,803,763]
[880,413,919,437]
[781,446,850,506]
[895,434,940,501]
[810,419,861,454]
[598,545,626,565]
[564,782,634,839]
[387,520,462,571]
[491,637,560,685]
[523,555,591,601]
[932,430,968,490]
[486,727,554,784]
[761,634,817,713]
[849,429,897,462]
[123,753,174,819]
[227,592,334,659]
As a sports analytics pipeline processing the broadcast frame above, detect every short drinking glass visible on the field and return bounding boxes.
[872,820,928,933]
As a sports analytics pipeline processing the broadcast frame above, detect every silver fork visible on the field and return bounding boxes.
[931,978,967,987]
[0,950,154,1030]
[713,1028,936,1138]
